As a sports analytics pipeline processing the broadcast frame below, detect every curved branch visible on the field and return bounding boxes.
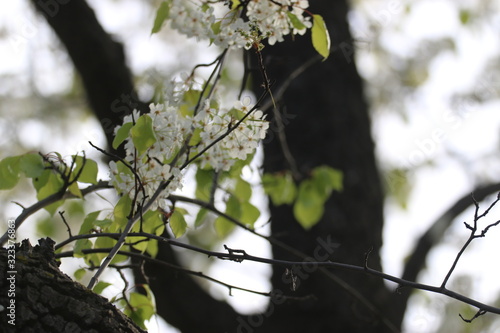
[389,182,500,325]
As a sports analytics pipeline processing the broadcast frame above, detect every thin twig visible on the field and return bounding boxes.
[441,194,500,289]
[59,211,72,238]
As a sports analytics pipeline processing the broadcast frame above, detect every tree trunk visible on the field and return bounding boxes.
[0,238,146,333]
[251,0,394,331]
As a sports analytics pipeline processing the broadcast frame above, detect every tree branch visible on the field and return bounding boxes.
[389,182,500,326]
[54,232,500,316]
[0,180,110,246]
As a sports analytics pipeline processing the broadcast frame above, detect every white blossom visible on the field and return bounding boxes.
[110,90,268,205]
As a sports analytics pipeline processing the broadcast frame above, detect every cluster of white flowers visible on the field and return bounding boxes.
[167,0,312,49]
[194,98,268,170]
[109,83,268,207]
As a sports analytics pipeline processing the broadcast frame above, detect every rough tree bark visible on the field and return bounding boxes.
[0,238,146,333]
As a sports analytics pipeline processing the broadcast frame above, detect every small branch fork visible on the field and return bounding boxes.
[433,193,500,322]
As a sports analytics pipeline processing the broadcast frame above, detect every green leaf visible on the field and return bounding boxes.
[293,180,324,229]
[231,0,241,9]
[78,211,101,234]
[141,210,163,234]
[33,169,65,215]
[151,1,171,34]
[93,236,123,264]
[226,195,242,220]
[19,153,45,178]
[287,12,307,31]
[234,178,252,201]
[146,238,159,258]
[262,172,297,205]
[459,10,471,25]
[312,14,330,60]
[73,155,98,184]
[0,156,21,190]
[214,216,235,238]
[74,239,92,258]
[74,268,86,280]
[179,89,202,117]
[113,194,132,229]
[130,114,156,155]
[195,208,208,228]
[68,181,82,198]
[240,202,260,227]
[112,122,133,150]
[385,168,411,210]
[211,21,222,36]
[126,292,155,329]
[128,235,149,253]
[189,127,202,146]
[215,195,240,237]
[169,210,187,238]
[36,215,57,238]
[94,218,113,229]
[195,168,215,201]
[311,165,343,199]
[93,281,112,295]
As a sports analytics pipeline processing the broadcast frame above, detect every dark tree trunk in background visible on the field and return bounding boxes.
[31,0,148,157]
[0,239,146,333]
[253,0,393,332]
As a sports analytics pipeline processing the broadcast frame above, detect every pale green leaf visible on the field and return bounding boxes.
[312,14,330,60]
[262,172,297,205]
[73,268,86,280]
[112,122,133,150]
[170,210,187,238]
[234,178,252,201]
[214,216,235,238]
[130,114,156,155]
[226,195,242,220]
[293,180,324,229]
[385,168,411,210]
[0,156,21,190]
[151,1,171,34]
[146,239,159,258]
[113,194,132,229]
[68,181,82,198]
[78,211,101,234]
[195,208,208,228]
[240,202,260,227]
[231,0,241,9]
[287,12,307,31]
[0,156,19,190]
[93,281,112,295]
[126,292,155,329]
[141,210,163,234]
[34,170,65,215]
[311,165,343,200]
[19,153,44,178]
[195,168,215,201]
[73,155,98,184]
[74,239,92,258]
